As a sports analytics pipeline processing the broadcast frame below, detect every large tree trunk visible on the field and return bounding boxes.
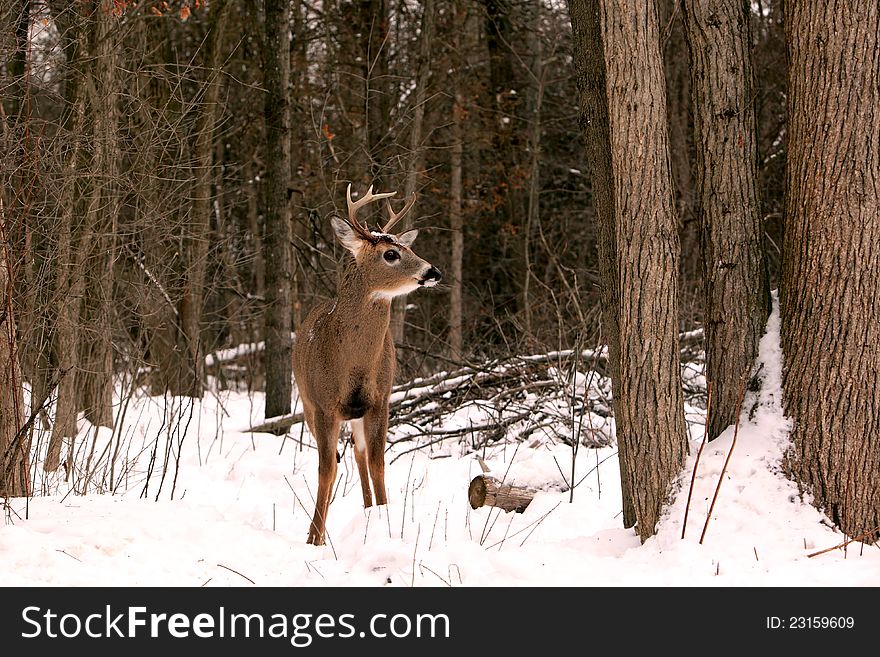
[658,0,699,300]
[569,0,688,541]
[262,0,293,419]
[682,0,769,440]
[781,2,880,543]
[568,0,630,527]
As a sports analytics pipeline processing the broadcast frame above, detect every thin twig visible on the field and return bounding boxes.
[683,382,712,539]
[216,563,255,585]
[700,381,745,544]
[807,525,880,558]
[418,562,452,587]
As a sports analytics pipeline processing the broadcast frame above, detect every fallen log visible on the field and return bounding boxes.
[468,474,537,513]
[247,412,303,434]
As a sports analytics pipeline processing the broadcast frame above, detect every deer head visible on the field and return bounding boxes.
[330,184,442,299]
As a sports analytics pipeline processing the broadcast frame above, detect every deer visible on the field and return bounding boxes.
[293,184,442,545]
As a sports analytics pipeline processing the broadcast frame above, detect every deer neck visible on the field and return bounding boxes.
[335,259,392,343]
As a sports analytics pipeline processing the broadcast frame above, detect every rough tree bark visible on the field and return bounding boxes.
[569,0,688,541]
[781,2,880,542]
[261,0,293,419]
[682,0,769,440]
[658,0,699,293]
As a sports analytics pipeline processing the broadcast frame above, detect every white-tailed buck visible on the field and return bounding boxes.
[294,184,442,545]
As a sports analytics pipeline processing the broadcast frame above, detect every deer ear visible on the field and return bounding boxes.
[397,228,419,248]
[331,216,364,255]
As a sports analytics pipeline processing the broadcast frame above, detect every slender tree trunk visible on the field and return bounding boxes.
[3,0,52,431]
[131,17,187,398]
[365,0,389,182]
[247,162,265,302]
[449,91,465,361]
[569,0,688,541]
[78,0,119,428]
[47,169,89,470]
[45,6,87,471]
[523,11,544,339]
[0,202,28,497]
[181,0,231,398]
[390,0,434,347]
[781,2,880,543]
[262,0,293,419]
[289,0,309,329]
[476,0,525,342]
[682,0,769,440]
[3,1,30,121]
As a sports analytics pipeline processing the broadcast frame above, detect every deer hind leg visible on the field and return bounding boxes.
[350,418,373,508]
[306,407,340,546]
[364,406,389,506]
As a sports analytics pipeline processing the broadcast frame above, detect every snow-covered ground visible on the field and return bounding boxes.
[3,301,878,587]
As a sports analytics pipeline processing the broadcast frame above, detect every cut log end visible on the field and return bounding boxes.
[468,475,536,513]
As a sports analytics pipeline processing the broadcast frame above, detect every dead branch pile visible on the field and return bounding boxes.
[246,332,707,460]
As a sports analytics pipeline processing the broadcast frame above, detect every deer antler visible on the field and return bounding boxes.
[346,184,396,239]
[382,193,417,234]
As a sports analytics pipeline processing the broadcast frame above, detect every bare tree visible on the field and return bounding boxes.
[569,0,688,541]
[682,0,769,440]
[259,0,293,419]
[449,34,465,361]
[78,0,121,428]
[390,0,435,346]
[1,200,28,497]
[180,0,232,398]
[781,2,880,543]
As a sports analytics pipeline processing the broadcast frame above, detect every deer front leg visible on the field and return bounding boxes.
[306,409,340,546]
[364,406,389,507]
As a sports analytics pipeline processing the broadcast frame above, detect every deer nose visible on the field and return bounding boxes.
[425,266,442,282]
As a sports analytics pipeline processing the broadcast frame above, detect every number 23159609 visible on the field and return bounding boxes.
[766,616,854,630]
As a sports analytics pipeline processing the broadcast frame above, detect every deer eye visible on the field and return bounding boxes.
[383,249,400,263]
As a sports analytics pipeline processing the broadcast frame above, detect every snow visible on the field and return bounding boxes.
[3,297,878,587]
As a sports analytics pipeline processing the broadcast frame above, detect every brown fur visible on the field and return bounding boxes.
[294,188,440,545]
